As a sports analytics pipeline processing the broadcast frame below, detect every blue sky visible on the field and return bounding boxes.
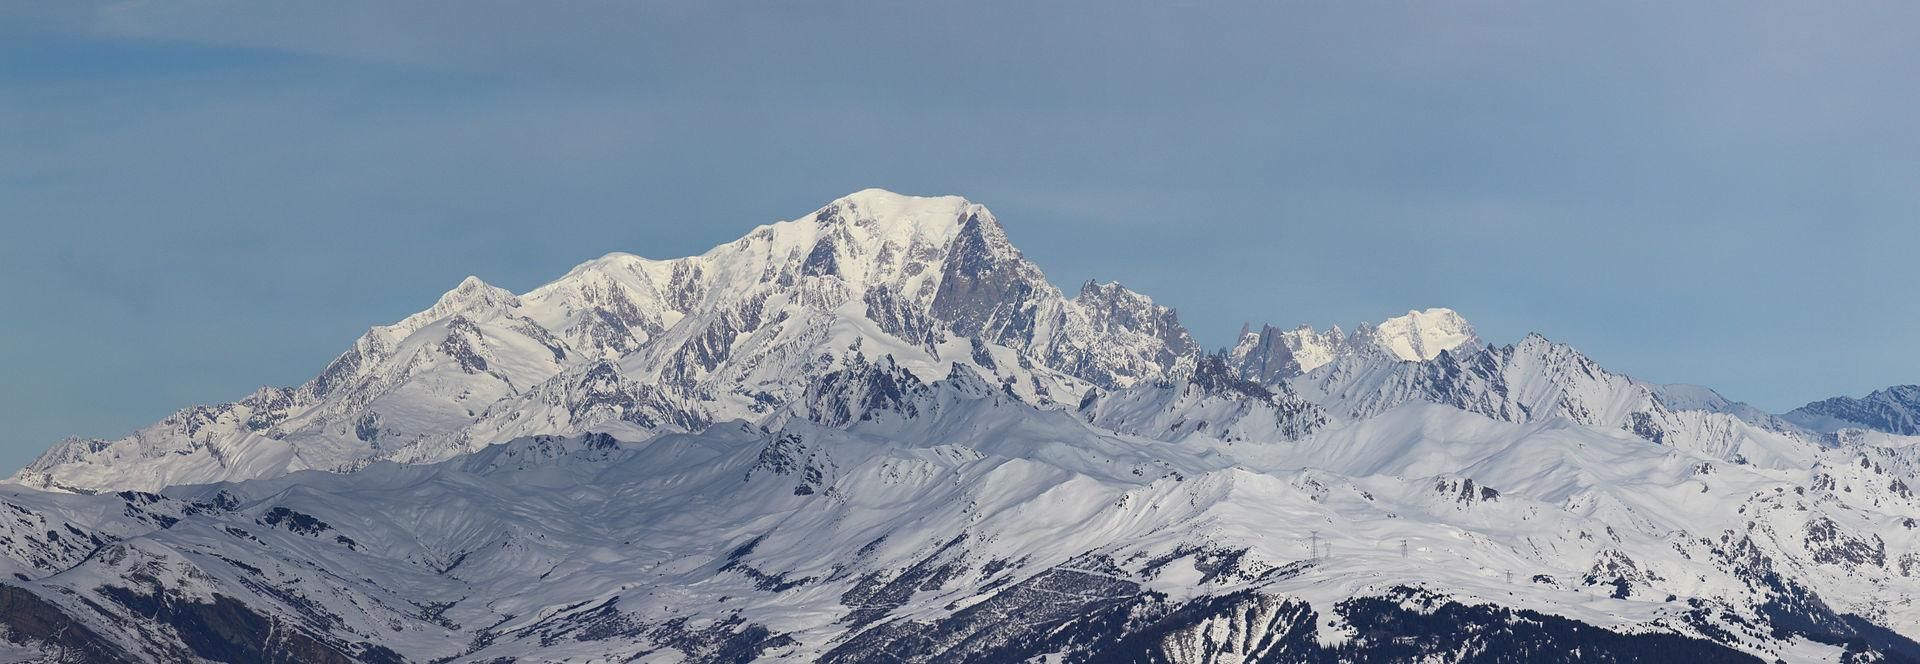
[3,2,1917,470]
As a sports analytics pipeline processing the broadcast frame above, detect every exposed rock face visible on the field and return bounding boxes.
[929,209,1050,350]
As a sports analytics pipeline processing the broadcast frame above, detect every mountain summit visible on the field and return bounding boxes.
[1229,307,1483,382]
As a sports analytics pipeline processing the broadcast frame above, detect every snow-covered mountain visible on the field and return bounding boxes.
[4,189,1919,663]
[1283,332,1820,470]
[1228,307,1480,382]
[1786,385,1920,436]
[13,190,1201,493]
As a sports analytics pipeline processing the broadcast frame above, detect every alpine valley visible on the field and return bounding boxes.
[4,190,1919,663]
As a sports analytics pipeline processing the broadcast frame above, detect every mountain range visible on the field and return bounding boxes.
[3,189,1918,663]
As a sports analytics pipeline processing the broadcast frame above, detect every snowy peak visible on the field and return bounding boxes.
[396,275,521,336]
[825,188,980,240]
[1230,307,1479,383]
[1230,323,1346,382]
[718,188,990,301]
[1070,280,1201,374]
[1073,280,1187,341]
[1362,307,1480,362]
[805,191,979,279]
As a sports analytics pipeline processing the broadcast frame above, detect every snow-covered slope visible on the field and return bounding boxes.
[0,368,1915,662]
